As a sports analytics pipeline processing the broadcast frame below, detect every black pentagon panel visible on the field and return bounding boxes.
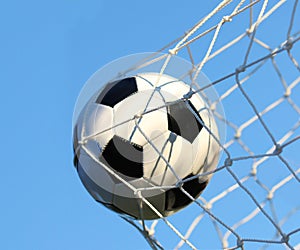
[113,190,166,220]
[167,100,203,143]
[100,135,143,178]
[165,175,208,212]
[96,77,138,107]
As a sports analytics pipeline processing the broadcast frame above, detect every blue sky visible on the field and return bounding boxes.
[1,1,299,249]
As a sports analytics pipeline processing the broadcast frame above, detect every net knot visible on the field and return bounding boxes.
[236,65,246,74]
[147,228,155,237]
[250,168,257,176]
[78,139,88,145]
[246,27,255,35]
[283,37,294,50]
[205,202,212,210]
[183,90,194,100]
[284,88,291,98]
[169,48,178,55]
[224,158,233,167]
[223,16,232,22]
[134,189,142,198]
[155,86,161,91]
[234,129,241,139]
[236,238,244,248]
[281,234,289,243]
[134,112,143,119]
[176,180,184,189]
[267,191,274,200]
[273,144,283,155]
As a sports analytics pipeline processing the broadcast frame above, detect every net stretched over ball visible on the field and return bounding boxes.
[73,61,223,220]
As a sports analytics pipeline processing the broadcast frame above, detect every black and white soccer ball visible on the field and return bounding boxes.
[73,72,220,220]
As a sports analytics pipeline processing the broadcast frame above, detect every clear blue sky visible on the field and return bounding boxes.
[1,1,299,249]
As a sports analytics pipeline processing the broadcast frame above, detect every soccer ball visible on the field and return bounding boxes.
[73,72,220,220]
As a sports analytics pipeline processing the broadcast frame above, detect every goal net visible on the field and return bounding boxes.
[73,0,300,249]
[115,1,300,249]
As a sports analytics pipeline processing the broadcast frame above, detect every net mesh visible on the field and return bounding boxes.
[115,1,300,249]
